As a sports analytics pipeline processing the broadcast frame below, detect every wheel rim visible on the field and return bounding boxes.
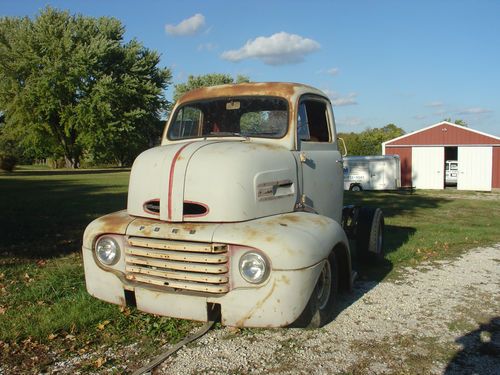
[316,260,332,310]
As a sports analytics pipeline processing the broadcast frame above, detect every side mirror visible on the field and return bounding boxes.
[337,137,348,157]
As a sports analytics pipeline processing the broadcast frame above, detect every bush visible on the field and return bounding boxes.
[0,153,17,171]
[0,124,20,171]
[46,157,66,169]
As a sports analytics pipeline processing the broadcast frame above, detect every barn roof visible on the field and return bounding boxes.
[383,121,500,148]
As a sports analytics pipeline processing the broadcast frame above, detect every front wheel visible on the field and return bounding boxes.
[292,251,338,328]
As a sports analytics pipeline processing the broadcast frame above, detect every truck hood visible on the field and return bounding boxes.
[127,140,298,222]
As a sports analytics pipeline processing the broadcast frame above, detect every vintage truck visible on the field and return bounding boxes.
[82,82,384,328]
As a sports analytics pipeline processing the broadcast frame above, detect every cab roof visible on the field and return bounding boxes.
[177,82,329,104]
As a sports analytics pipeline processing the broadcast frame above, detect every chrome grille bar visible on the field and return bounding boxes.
[125,236,229,294]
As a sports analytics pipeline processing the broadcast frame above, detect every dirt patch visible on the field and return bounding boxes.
[154,244,500,375]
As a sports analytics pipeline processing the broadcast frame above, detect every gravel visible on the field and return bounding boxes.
[155,244,500,375]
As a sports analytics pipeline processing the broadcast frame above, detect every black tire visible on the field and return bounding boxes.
[350,184,362,192]
[292,251,339,328]
[357,207,384,263]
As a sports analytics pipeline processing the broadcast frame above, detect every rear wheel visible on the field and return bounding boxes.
[350,184,362,192]
[292,251,338,328]
[357,207,384,263]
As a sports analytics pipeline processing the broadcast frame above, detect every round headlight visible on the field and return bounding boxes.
[239,252,269,284]
[95,236,120,266]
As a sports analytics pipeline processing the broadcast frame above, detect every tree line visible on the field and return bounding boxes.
[0,7,170,169]
[0,8,256,170]
[1,7,461,171]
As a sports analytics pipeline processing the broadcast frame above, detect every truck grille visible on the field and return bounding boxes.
[124,236,229,294]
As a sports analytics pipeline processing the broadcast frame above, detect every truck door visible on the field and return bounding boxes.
[294,97,343,222]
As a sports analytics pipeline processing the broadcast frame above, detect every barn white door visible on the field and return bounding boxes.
[457,147,492,191]
[412,147,444,189]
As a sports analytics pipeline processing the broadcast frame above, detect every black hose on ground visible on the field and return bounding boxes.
[131,318,218,375]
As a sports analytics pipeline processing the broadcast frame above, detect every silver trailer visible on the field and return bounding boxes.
[343,155,401,191]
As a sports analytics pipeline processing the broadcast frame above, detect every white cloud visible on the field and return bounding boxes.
[326,67,339,76]
[336,116,364,129]
[413,114,428,120]
[197,42,217,52]
[317,67,340,76]
[323,89,358,106]
[165,14,205,36]
[457,107,492,115]
[221,32,320,65]
[425,101,444,108]
[433,110,447,116]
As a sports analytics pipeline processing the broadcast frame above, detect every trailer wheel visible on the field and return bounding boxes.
[357,207,384,263]
[350,184,362,192]
[292,251,338,328]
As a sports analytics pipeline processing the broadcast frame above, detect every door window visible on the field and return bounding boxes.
[297,100,331,142]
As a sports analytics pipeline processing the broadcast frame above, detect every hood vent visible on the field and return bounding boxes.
[142,200,209,218]
[183,201,209,217]
[143,200,160,215]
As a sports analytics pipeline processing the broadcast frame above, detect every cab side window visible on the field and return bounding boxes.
[298,100,330,142]
[297,102,311,141]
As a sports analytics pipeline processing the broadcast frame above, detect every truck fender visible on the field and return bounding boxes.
[212,212,351,271]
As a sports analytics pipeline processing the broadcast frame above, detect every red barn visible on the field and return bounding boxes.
[382,121,500,191]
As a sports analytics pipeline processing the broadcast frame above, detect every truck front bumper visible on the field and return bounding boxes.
[82,210,349,327]
[83,246,323,327]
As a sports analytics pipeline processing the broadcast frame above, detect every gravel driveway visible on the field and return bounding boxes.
[156,244,500,375]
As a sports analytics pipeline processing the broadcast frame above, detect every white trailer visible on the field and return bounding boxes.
[343,155,401,191]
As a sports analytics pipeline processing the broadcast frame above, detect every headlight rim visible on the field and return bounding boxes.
[238,251,270,284]
[95,235,121,266]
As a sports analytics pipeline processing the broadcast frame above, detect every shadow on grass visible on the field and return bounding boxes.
[444,316,500,374]
[7,168,130,177]
[344,190,451,218]
[0,173,128,260]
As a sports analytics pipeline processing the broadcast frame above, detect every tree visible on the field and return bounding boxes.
[338,124,405,156]
[173,73,250,102]
[443,118,468,127]
[0,113,19,171]
[0,7,171,167]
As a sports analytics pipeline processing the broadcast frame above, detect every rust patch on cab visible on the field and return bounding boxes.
[179,82,300,104]
[235,280,278,327]
[99,210,135,233]
[83,210,135,246]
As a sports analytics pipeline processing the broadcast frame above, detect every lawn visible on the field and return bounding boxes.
[0,168,195,373]
[0,168,499,373]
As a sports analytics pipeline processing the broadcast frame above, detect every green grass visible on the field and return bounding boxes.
[0,168,499,372]
[0,168,196,373]
[344,189,500,269]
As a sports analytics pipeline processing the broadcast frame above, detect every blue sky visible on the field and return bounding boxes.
[1,0,499,135]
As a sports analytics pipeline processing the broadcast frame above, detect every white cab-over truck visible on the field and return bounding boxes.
[83,83,384,328]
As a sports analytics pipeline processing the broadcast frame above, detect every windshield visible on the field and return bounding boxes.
[167,97,288,140]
